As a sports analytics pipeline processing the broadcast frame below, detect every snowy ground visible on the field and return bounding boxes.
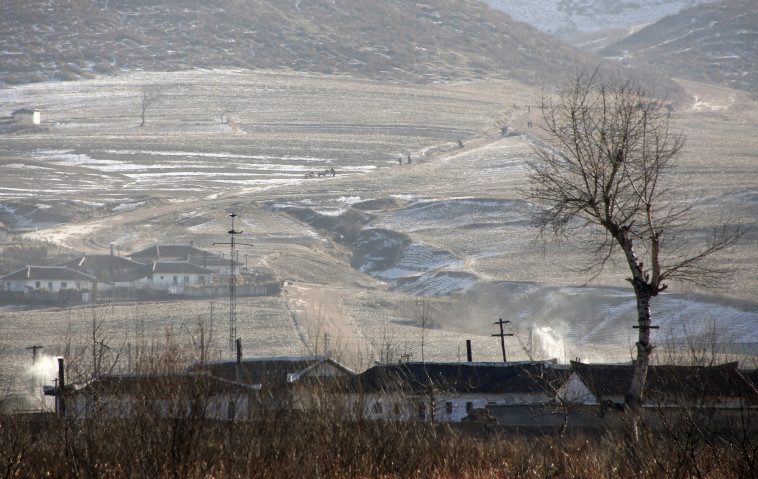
[1,71,756,398]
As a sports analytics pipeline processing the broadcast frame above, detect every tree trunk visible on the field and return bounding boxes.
[626,279,653,411]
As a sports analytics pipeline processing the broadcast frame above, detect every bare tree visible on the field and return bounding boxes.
[415,297,433,363]
[526,70,742,414]
[138,87,161,127]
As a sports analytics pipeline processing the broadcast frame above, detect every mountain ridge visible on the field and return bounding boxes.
[0,0,674,93]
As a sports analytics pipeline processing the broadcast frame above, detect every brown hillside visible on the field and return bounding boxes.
[601,0,758,95]
[0,0,677,93]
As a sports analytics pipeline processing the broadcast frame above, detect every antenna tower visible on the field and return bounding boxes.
[214,213,253,353]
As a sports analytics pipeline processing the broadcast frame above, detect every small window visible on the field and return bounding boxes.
[227,400,235,420]
[417,403,425,420]
[35,282,41,288]
[466,402,473,414]
[160,276,164,280]
[48,282,53,289]
[184,275,189,284]
[61,282,67,289]
[373,401,383,415]
[173,276,178,285]
[445,401,453,415]
[198,275,205,283]
[76,282,81,289]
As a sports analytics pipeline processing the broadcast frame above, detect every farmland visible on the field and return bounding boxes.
[1,70,757,398]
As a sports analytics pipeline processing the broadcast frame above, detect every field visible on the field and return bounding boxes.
[1,70,757,399]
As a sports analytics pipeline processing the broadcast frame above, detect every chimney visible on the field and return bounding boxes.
[57,357,66,417]
[466,340,472,362]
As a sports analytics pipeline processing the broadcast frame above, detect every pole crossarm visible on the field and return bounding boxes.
[492,318,514,362]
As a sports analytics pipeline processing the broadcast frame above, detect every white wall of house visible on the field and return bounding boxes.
[347,391,556,423]
[3,279,94,293]
[560,373,597,404]
[130,272,212,292]
[12,110,40,124]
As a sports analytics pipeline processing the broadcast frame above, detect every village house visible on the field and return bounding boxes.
[187,354,355,410]
[56,253,145,283]
[129,244,235,275]
[0,266,97,293]
[345,361,571,423]
[127,261,215,293]
[11,108,41,125]
[566,360,758,408]
[66,373,260,421]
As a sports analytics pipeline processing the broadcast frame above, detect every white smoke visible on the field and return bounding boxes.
[23,355,60,410]
[532,325,566,362]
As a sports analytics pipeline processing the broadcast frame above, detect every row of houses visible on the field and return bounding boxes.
[0,244,238,296]
[54,355,758,426]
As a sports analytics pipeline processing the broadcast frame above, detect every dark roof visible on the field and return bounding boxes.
[75,373,256,399]
[57,254,144,273]
[125,261,215,277]
[1,266,98,282]
[188,254,228,267]
[12,108,39,114]
[187,356,353,386]
[571,361,758,401]
[348,361,570,395]
[129,244,210,261]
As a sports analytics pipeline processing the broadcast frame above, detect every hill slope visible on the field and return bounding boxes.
[600,0,758,94]
[0,0,668,89]
[482,0,712,38]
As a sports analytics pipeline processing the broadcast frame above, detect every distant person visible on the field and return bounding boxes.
[398,156,403,165]
[407,154,412,164]
[501,125,508,136]
[330,167,336,177]
[458,139,464,148]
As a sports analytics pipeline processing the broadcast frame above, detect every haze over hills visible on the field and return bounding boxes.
[601,0,758,95]
[0,0,672,91]
[483,0,713,38]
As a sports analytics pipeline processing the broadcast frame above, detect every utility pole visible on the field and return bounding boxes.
[214,213,253,354]
[26,345,43,365]
[492,318,513,362]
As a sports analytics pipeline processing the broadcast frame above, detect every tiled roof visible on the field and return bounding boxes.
[188,254,229,267]
[187,356,353,386]
[75,373,257,399]
[571,361,758,401]
[149,261,215,274]
[1,266,98,282]
[57,254,144,272]
[129,244,210,261]
[348,361,570,395]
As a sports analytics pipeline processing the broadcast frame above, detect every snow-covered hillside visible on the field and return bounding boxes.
[483,0,714,37]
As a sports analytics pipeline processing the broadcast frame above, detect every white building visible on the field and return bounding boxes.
[12,108,41,125]
[1,266,97,293]
[128,261,215,293]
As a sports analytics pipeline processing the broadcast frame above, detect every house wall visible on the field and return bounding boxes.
[346,391,555,423]
[71,393,254,421]
[13,110,40,124]
[129,272,213,293]
[3,279,93,293]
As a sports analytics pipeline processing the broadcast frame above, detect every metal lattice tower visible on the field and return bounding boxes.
[214,213,251,353]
